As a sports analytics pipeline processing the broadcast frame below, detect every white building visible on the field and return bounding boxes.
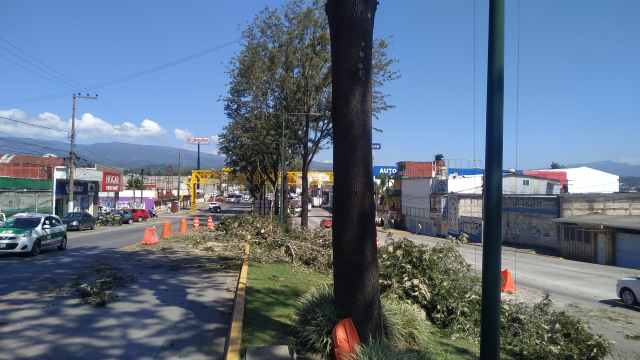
[545,167,619,194]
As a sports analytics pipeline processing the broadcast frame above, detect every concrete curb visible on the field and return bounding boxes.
[224,243,250,360]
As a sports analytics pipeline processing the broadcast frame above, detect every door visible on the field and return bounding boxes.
[596,233,606,265]
[616,233,640,269]
[40,217,55,248]
[49,217,65,245]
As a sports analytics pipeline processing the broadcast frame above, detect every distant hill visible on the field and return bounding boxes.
[0,137,333,172]
[566,161,640,177]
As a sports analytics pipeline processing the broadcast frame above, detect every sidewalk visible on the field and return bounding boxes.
[0,235,239,360]
[377,227,561,258]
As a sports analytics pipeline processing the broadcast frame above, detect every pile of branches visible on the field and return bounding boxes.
[214,214,334,274]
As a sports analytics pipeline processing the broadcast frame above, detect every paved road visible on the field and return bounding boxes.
[290,206,332,229]
[390,231,640,359]
[0,204,247,360]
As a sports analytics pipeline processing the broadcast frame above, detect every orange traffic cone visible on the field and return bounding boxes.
[141,227,152,244]
[207,216,213,229]
[161,221,172,238]
[150,226,159,244]
[376,238,380,247]
[501,269,516,293]
[179,219,187,233]
[193,216,200,229]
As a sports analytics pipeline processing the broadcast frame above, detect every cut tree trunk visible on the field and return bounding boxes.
[326,0,382,342]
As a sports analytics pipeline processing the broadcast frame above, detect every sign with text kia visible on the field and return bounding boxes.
[102,172,121,192]
[187,137,210,145]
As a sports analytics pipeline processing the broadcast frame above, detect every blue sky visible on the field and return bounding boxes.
[1,0,638,170]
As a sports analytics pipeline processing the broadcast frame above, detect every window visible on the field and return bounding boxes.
[523,180,530,186]
[430,197,437,212]
[563,225,590,244]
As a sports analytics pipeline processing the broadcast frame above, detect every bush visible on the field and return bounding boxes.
[293,284,431,359]
[501,293,613,360]
[378,238,481,337]
[346,338,422,360]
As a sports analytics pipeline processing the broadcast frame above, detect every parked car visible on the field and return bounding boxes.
[320,218,333,228]
[62,212,96,231]
[617,275,640,305]
[113,209,135,225]
[0,213,67,256]
[214,197,227,203]
[123,208,148,222]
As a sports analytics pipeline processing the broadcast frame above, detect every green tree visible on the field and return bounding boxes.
[326,0,383,342]
[550,162,566,169]
[374,174,389,205]
[220,0,398,228]
[126,177,145,190]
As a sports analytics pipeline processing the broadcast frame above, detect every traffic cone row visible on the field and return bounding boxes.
[141,226,159,245]
[207,216,213,229]
[179,219,187,233]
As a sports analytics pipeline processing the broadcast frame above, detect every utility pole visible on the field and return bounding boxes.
[480,1,505,359]
[140,168,145,208]
[69,93,97,213]
[178,152,182,210]
[131,165,136,207]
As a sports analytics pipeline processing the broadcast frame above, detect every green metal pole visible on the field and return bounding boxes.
[480,0,505,359]
[280,115,285,224]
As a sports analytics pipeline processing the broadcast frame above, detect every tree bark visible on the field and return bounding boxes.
[326,0,382,342]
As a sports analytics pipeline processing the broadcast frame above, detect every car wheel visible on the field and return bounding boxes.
[91,223,95,230]
[30,240,41,256]
[58,236,67,251]
[137,216,143,223]
[79,223,84,231]
[621,289,638,306]
[128,218,134,225]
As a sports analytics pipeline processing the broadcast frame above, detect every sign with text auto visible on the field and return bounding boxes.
[102,172,121,192]
[373,166,397,176]
[187,137,210,145]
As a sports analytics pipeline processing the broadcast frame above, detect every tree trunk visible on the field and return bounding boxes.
[326,0,382,342]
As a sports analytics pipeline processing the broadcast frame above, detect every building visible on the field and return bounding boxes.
[502,173,561,195]
[552,213,640,268]
[540,167,619,194]
[54,166,106,216]
[0,154,65,217]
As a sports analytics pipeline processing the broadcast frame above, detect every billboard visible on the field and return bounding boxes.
[102,172,121,192]
[187,137,210,145]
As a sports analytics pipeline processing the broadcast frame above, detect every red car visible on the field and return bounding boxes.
[214,197,227,203]
[320,218,333,228]
[124,208,148,222]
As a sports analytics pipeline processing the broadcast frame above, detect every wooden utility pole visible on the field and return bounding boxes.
[69,93,97,213]
[178,152,182,210]
[131,165,136,207]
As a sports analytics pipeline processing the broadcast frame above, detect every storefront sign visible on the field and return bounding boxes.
[56,181,89,195]
[373,166,398,176]
[102,172,121,192]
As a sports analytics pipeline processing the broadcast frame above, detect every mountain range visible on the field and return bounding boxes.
[0,137,333,172]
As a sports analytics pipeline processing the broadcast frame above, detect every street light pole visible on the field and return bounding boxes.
[280,115,286,224]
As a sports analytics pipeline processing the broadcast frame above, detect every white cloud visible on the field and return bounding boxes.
[0,108,167,141]
[323,159,333,164]
[210,135,219,144]
[174,128,194,141]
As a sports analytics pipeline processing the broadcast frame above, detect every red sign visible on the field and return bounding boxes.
[102,172,121,192]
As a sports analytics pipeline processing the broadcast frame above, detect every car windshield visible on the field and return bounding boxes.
[1,216,42,229]
[64,213,84,218]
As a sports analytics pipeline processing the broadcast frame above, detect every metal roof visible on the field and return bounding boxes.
[0,154,67,166]
[551,213,640,231]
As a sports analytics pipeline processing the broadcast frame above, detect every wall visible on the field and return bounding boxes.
[560,193,640,217]
[448,175,483,194]
[0,190,53,217]
[459,216,483,243]
[502,196,560,250]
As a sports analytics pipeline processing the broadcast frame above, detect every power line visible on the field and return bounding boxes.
[0,38,240,105]
[0,115,69,133]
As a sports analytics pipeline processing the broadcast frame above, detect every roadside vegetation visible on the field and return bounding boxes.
[209,214,614,360]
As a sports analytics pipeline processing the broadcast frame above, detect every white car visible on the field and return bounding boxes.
[616,275,640,306]
[208,202,219,210]
[0,213,68,256]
